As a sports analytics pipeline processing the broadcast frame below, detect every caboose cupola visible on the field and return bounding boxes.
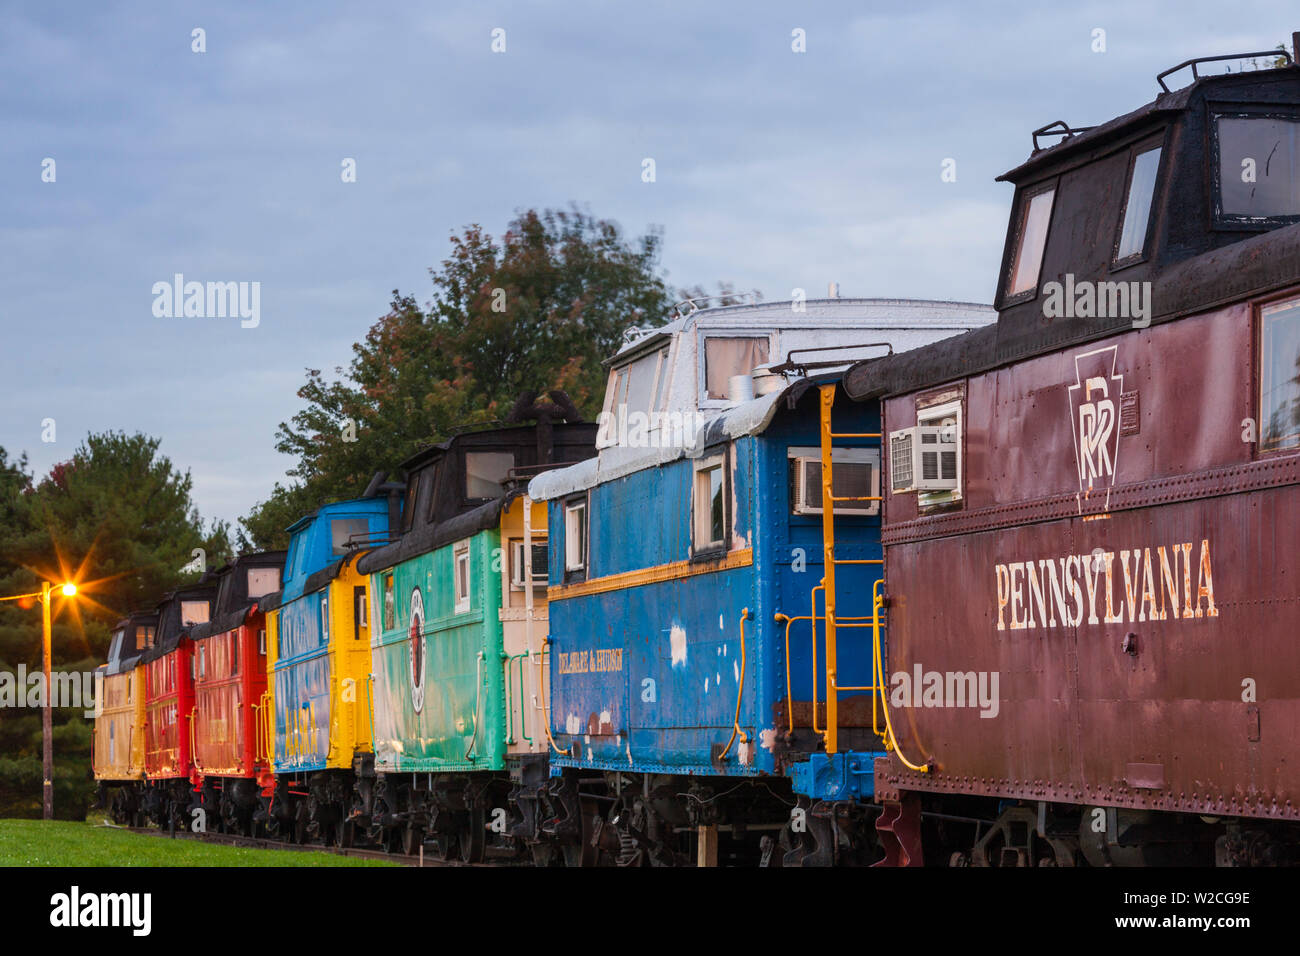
[992,36,1300,360]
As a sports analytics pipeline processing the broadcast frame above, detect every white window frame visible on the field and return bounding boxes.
[698,329,778,409]
[454,539,472,613]
[564,499,588,573]
[1005,185,1056,300]
[692,452,729,554]
[598,345,673,450]
[510,538,548,591]
[787,446,881,516]
[320,594,330,642]
[917,400,963,505]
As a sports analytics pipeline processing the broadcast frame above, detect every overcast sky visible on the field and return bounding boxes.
[2,0,1295,532]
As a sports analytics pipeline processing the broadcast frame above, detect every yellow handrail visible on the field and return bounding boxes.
[538,641,571,756]
[187,709,204,775]
[870,578,929,772]
[717,608,750,761]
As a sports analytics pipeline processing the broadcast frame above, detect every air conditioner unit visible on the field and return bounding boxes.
[890,425,959,493]
[791,453,879,516]
[511,540,550,590]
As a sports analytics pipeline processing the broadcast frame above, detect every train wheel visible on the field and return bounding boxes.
[402,823,425,856]
[459,808,485,864]
[529,843,556,867]
[562,800,600,867]
[335,818,355,849]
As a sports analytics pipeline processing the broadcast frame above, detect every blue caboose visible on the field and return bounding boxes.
[529,296,993,865]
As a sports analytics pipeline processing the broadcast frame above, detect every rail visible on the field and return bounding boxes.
[717,608,750,761]
[1157,48,1293,93]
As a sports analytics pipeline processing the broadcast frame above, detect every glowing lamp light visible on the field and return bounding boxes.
[61,583,77,597]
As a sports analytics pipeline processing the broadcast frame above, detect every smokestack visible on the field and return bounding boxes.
[828,282,840,299]
[1293,31,1299,63]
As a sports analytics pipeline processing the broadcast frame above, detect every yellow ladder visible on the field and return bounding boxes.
[815,384,928,772]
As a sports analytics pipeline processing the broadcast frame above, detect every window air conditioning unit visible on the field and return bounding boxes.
[511,540,550,590]
[890,425,958,493]
[791,453,879,516]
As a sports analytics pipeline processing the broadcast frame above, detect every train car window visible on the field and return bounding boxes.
[400,476,421,535]
[466,451,515,499]
[564,500,588,572]
[650,347,672,411]
[354,585,367,638]
[692,455,728,552]
[136,625,154,651]
[247,567,280,599]
[320,595,330,642]
[788,447,881,516]
[1216,114,1300,223]
[624,350,661,413]
[704,337,770,400]
[197,645,205,679]
[330,517,369,554]
[108,629,124,664]
[181,600,210,626]
[1007,186,1055,297]
[230,635,238,676]
[1115,146,1162,262]
[454,540,472,613]
[511,539,549,590]
[602,347,669,423]
[604,365,631,418]
[1260,295,1300,452]
[258,629,266,656]
[382,573,395,630]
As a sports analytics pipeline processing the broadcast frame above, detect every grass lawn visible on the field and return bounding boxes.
[0,819,396,867]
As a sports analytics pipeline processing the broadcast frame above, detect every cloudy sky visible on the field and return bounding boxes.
[2,0,1295,531]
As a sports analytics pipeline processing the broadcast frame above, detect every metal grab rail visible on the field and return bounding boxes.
[187,709,205,775]
[252,697,264,764]
[1157,49,1293,92]
[717,608,750,761]
[464,651,483,761]
[870,578,929,773]
[538,640,572,756]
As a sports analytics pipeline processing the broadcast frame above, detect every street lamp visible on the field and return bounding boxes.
[1,580,79,820]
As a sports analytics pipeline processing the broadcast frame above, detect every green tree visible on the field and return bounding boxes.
[0,434,227,819]
[242,206,681,548]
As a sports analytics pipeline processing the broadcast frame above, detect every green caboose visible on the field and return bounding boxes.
[357,409,595,861]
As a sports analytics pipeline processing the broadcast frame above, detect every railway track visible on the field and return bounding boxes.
[120,825,497,867]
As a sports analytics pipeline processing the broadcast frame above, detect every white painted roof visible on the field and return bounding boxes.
[529,297,993,501]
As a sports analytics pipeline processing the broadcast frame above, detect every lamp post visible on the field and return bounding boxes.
[2,580,77,820]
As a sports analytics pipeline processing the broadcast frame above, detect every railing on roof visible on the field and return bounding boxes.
[668,291,761,320]
[1030,120,1098,151]
[769,341,895,377]
[1157,47,1294,93]
[340,529,399,551]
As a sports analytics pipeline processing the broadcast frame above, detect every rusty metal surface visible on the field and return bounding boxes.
[878,299,1300,822]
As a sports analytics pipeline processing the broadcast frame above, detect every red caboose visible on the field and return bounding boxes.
[846,43,1300,866]
[141,581,216,829]
[188,551,285,834]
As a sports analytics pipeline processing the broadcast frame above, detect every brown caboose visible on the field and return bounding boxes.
[846,39,1300,866]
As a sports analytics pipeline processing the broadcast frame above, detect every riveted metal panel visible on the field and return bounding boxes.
[877,296,1300,821]
[369,528,506,773]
